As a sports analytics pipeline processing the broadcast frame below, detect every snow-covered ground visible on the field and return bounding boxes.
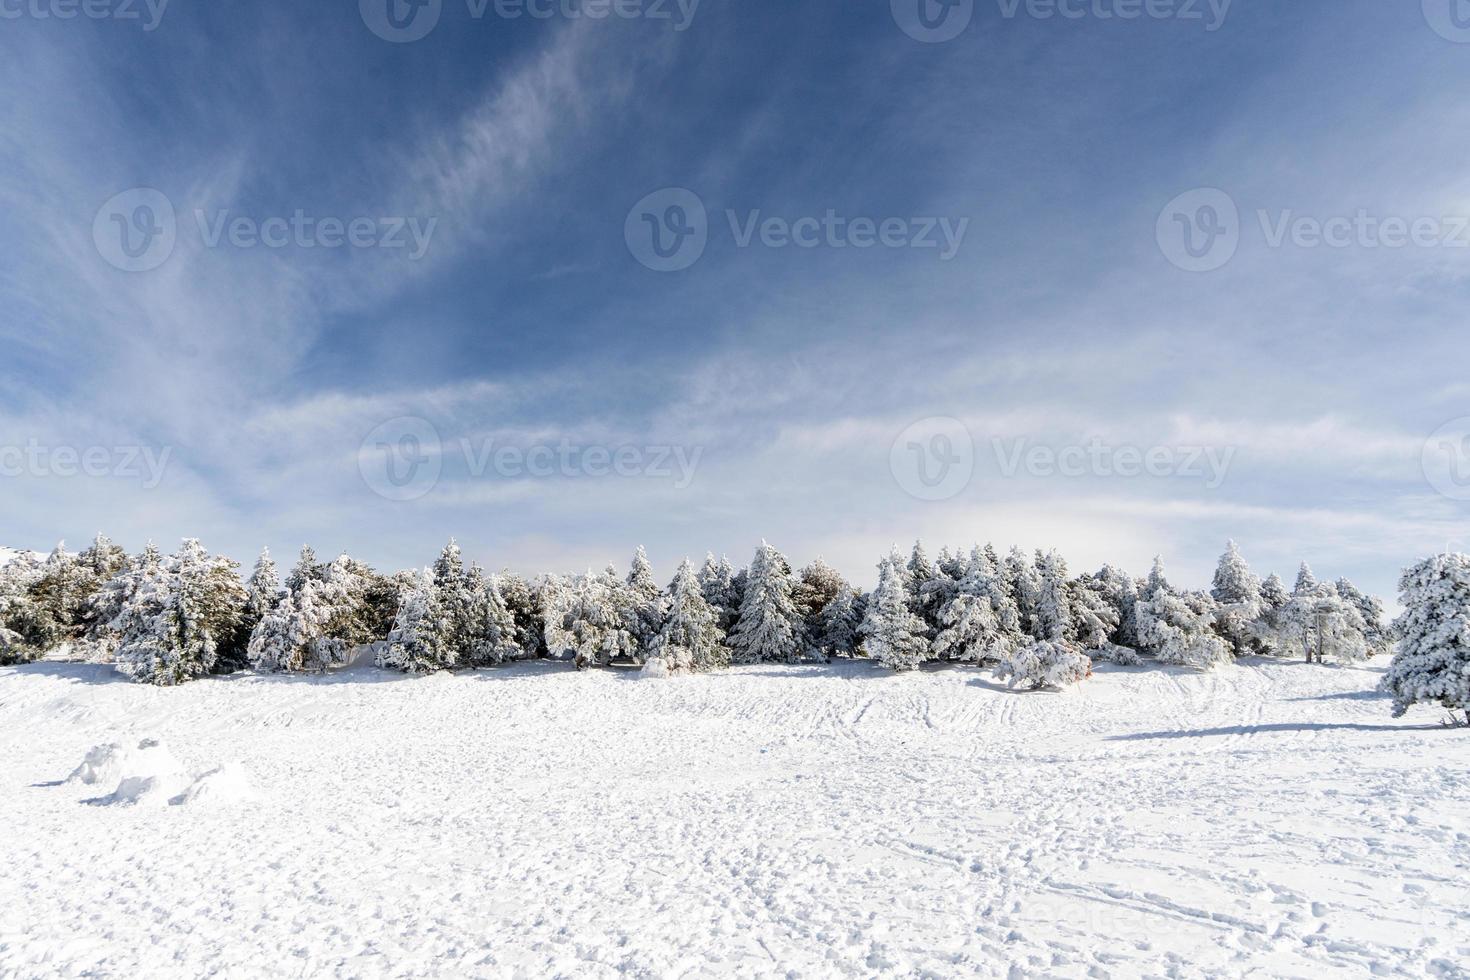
[0,657,1465,978]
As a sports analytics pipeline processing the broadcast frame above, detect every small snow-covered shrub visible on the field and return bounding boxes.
[994,640,1091,690]
[1090,643,1141,667]
[641,655,674,678]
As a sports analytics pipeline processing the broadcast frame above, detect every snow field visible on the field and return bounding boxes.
[0,656,1466,978]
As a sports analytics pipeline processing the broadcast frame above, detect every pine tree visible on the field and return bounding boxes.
[1251,573,1292,656]
[1135,558,1231,670]
[1381,553,1470,725]
[815,586,861,658]
[932,548,1023,663]
[466,569,523,666]
[286,545,323,594]
[544,570,629,670]
[1277,578,1370,664]
[860,556,930,671]
[792,558,850,639]
[1005,547,1043,639]
[377,569,455,673]
[245,548,283,627]
[73,534,127,645]
[698,553,740,634]
[936,545,966,580]
[1092,564,1139,648]
[26,542,83,651]
[1210,541,1264,657]
[0,553,48,665]
[432,539,477,659]
[115,539,247,685]
[625,546,665,655]
[1034,550,1073,643]
[1336,577,1391,657]
[906,541,939,635]
[649,559,727,673]
[248,586,335,673]
[728,542,804,664]
[1067,575,1120,651]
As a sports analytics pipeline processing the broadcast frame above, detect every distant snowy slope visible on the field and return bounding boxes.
[0,547,43,568]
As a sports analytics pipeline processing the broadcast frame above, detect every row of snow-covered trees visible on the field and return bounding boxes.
[0,535,1392,690]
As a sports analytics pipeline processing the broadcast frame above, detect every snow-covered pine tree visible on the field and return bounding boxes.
[906,541,941,637]
[1381,553,1470,725]
[936,545,966,581]
[1210,540,1265,657]
[497,572,547,659]
[245,548,283,629]
[25,543,85,652]
[860,556,930,671]
[0,553,48,664]
[1260,572,1289,611]
[72,533,127,644]
[465,568,523,667]
[1251,572,1292,656]
[728,541,804,664]
[115,539,247,685]
[1034,550,1073,643]
[648,559,727,674]
[1134,557,1231,670]
[1005,547,1043,640]
[77,533,127,580]
[815,586,861,658]
[286,544,323,595]
[994,639,1091,690]
[792,557,849,640]
[981,543,1003,578]
[932,548,1023,663]
[1278,579,1371,664]
[377,569,455,673]
[249,587,320,672]
[544,570,628,669]
[85,542,161,660]
[625,547,665,656]
[315,556,383,658]
[1335,577,1391,657]
[1067,574,1121,652]
[600,563,645,663]
[697,553,740,634]
[430,539,477,660]
[1091,564,1139,648]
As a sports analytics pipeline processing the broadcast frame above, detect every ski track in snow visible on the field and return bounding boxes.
[0,658,1466,978]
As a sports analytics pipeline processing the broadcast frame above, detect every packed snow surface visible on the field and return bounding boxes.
[0,657,1466,977]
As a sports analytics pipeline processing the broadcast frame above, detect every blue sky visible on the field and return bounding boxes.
[3,0,1469,601]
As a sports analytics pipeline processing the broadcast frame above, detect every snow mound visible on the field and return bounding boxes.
[641,657,672,679]
[89,738,189,807]
[71,737,257,808]
[67,742,127,786]
[170,764,256,806]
